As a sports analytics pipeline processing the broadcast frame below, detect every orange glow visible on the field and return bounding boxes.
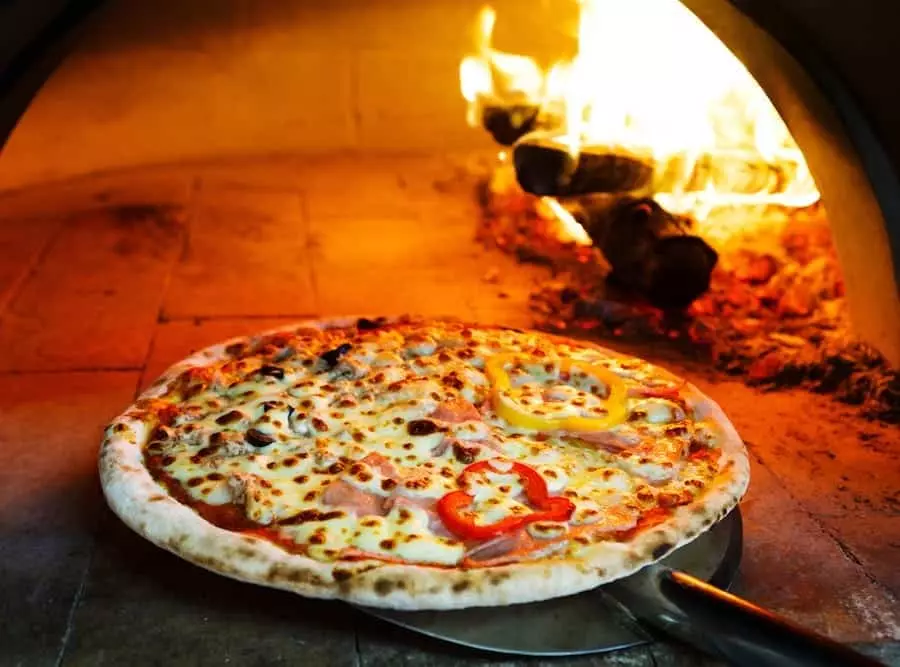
[538,197,592,245]
[460,0,820,230]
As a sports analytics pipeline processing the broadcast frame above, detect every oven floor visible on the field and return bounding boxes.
[0,155,897,667]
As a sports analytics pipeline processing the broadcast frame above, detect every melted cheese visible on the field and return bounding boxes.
[145,320,723,566]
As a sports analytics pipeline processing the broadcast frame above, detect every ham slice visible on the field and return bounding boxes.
[360,452,400,478]
[572,505,640,537]
[462,528,570,567]
[430,398,481,423]
[572,429,641,452]
[322,480,385,517]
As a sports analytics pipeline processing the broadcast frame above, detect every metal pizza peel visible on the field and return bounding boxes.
[355,509,742,656]
[355,510,886,666]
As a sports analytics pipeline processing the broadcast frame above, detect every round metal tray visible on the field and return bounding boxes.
[356,508,743,656]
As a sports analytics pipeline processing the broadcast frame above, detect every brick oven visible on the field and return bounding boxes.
[0,1,898,665]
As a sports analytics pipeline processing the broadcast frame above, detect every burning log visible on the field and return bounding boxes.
[480,104,541,146]
[512,134,654,197]
[577,197,718,310]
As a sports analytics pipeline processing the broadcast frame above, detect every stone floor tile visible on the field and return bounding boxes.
[0,216,62,313]
[818,514,900,600]
[0,206,184,371]
[0,371,139,666]
[734,462,900,642]
[308,215,481,271]
[720,389,898,521]
[140,317,300,390]
[314,265,478,320]
[61,519,357,667]
[163,186,316,318]
[0,169,195,219]
[195,156,307,192]
[301,154,483,221]
[0,371,139,531]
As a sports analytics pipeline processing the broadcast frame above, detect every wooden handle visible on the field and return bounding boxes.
[659,569,886,667]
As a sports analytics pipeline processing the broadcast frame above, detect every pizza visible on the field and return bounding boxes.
[99,316,749,610]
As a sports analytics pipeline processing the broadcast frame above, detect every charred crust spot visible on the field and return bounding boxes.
[312,418,329,432]
[283,457,298,468]
[148,494,166,502]
[293,474,309,484]
[266,564,326,587]
[207,472,224,481]
[328,462,345,475]
[225,342,247,356]
[392,416,405,425]
[374,578,395,596]
[652,542,674,560]
[333,569,353,582]
[489,573,510,586]
[379,539,396,550]
[381,478,397,492]
[452,580,470,593]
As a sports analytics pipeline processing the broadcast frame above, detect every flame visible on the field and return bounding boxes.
[539,197,592,245]
[460,0,820,228]
[459,6,556,128]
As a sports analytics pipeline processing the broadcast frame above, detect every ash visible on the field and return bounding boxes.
[477,175,899,424]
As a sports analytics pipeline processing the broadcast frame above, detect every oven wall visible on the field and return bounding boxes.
[0,0,577,191]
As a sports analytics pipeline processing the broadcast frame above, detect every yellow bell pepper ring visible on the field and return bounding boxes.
[484,354,627,432]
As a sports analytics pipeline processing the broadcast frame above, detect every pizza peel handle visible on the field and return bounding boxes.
[658,569,887,667]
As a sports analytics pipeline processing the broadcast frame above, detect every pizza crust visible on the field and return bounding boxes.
[99,315,750,610]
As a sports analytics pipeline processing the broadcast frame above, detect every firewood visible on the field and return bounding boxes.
[576,196,718,310]
[512,133,654,197]
[480,104,541,146]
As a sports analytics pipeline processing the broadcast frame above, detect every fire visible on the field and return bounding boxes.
[459,6,547,129]
[459,0,820,231]
[538,197,592,245]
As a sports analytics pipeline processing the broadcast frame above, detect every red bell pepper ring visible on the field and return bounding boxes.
[436,460,575,541]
